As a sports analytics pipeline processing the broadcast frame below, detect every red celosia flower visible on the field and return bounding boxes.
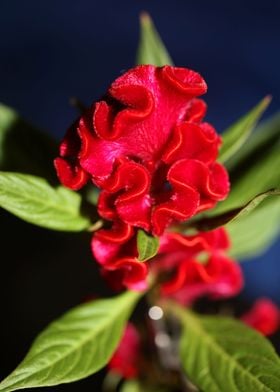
[155,228,243,304]
[93,224,243,297]
[241,298,280,336]
[92,221,148,291]
[108,323,140,379]
[55,65,229,235]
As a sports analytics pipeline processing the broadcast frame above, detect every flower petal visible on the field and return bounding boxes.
[162,122,220,165]
[241,298,280,336]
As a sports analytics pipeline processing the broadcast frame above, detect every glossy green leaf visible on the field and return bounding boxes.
[0,172,91,231]
[228,198,280,259]
[219,96,270,164]
[136,12,173,66]
[188,189,280,232]
[0,103,57,181]
[0,291,140,391]
[173,305,280,392]
[137,229,159,261]
[207,112,280,259]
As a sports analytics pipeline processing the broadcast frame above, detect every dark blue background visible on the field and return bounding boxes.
[0,1,280,386]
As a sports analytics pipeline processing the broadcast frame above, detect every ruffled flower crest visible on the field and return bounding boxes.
[55,65,229,236]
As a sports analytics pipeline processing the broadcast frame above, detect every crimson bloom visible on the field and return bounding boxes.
[155,228,243,304]
[55,65,229,235]
[241,298,280,336]
[108,323,140,379]
[92,221,148,291]
[93,224,243,298]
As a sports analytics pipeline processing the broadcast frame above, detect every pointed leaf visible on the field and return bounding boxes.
[0,103,57,180]
[188,189,280,231]
[219,96,270,164]
[0,172,91,231]
[136,12,173,66]
[137,230,159,261]
[0,291,141,391]
[226,112,280,171]
[172,305,280,392]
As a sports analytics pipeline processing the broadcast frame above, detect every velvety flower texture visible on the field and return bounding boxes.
[108,323,140,379]
[92,221,148,291]
[93,226,243,299]
[241,298,280,336]
[55,65,229,236]
[156,227,243,304]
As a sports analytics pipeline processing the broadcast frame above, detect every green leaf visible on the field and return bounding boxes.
[226,112,280,171]
[0,172,91,231]
[172,305,280,392]
[121,381,166,392]
[121,381,141,392]
[137,229,159,261]
[0,104,57,181]
[228,198,280,259]
[214,112,280,216]
[219,96,271,164]
[188,189,280,232]
[205,113,280,259]
[213,141,280,216]
[136,12,173,66]
[0,291,141,392]
[84,184,100,206]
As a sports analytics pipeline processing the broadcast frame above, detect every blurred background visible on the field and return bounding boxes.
[0,0,280,390]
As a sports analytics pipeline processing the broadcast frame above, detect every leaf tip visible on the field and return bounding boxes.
[139,11,151,25]
[261,94,272,110]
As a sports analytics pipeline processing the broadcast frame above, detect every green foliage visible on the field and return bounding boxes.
[173,305,280,392]
[224,145,280,257]
[136,12,173,66]
[209,111,280,259]
[137,229,159,261]
[0,104,57,181]
[188,189,280,232]
[216,113,280,215]
[0,291,141,391]
[121,381,141,392]
[121,380,167,392]
[219,97,270,164]
[226,112,280,171]
[228,198,280,259]
[0,172,91,231]
[218,144,280,215]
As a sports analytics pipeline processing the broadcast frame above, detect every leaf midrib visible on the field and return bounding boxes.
[181,310,277,392]
[0,174,81,218]
[0,294,138,390]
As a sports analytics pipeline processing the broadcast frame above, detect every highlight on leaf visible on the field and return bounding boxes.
[137,229,160,261]
[0,171,91,231]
